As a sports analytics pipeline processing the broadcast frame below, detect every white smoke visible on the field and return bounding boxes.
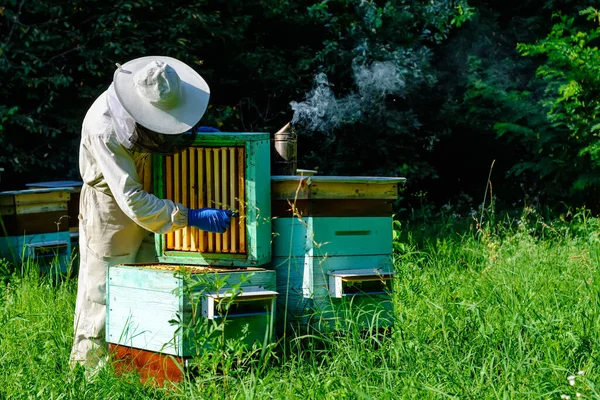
[355,61,406,98]
[290,58,407,133]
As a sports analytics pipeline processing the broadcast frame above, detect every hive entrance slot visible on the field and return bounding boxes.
[201,287,278,320]
[340,279,392,297]
[328,269,394,298]
[27,240,69,257]
[211,298,274,319]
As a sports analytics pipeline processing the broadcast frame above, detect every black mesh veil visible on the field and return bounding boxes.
[131,123,198,155]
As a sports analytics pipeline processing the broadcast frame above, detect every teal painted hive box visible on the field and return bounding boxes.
[106,263,277,357]
[271,175,406,334]
[153,133,272,267]
[25,181,83,273]
[0,188,72,274]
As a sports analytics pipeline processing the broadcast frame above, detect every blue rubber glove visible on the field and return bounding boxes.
[198,126,221,132]
[188,208,233,234]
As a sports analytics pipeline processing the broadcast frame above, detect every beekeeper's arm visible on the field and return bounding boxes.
[90,133,188,234]
[90,133,232,234]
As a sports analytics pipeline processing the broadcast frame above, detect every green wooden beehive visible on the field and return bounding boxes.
[153,133,272,267]
[106,264,277,357]
[271,175,405,333]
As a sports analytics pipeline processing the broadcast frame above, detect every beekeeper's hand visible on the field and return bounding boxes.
[188,208,233,233]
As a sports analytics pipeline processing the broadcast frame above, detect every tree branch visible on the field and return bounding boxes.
[4,0,26,47]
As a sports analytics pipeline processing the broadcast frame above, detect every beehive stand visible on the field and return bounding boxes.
[109,343,187,385]
[271,175,405,334]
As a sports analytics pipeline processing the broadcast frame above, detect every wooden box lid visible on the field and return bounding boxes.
[25,180,83,193]
[0,188,71,216]
[271,175,406,201]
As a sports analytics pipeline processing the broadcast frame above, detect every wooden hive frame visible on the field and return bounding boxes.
[153,133,272,267]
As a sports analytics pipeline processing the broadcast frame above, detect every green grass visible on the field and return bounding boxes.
[0,210,599,399]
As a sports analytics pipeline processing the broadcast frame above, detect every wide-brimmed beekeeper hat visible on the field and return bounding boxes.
[113,55,210,134]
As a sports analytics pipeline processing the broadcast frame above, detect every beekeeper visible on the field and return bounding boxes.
[70,56,232,369]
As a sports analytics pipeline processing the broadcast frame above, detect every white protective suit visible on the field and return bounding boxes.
[69,88,188,367]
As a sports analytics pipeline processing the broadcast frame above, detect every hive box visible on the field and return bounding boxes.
[24,180,82,233]
[106,264,278,357]
[0,188,72,274]
[271,176,405,333]
[152,133,272,267]
[25,181,83,272]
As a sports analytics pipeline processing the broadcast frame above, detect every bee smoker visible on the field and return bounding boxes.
[272,122,297,175]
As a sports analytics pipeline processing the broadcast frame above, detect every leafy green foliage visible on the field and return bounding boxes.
[2,0,600,211]
[0,0,304,186]
[495,9,600,195]
[0,0,471,198]
[410,0,600,213]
